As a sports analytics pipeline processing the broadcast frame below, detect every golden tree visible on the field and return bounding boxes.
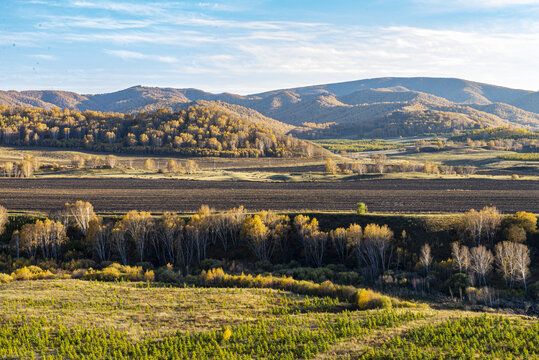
[0,205,7,237]
[346,223,363,266]
[330,227,347,263]
[242,215,271,261]
[65,201,96,236]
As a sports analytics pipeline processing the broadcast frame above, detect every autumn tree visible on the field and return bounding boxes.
[469,245,493,286]
[112,223,128,265]
[0,205,7,237]
[105,155,118,169]
[325,157,337,175]
[419,243,432,274]
[71,154,85,168]
[346,223,363,267]
[65,201,96,236]
[87,216,112,262]
[495,241,530,289]
[495,241,516,287]
[120,210,154,262]
[165,159,181,173]
[3,162,14,177]
[155,212,184,265]
[185,206,213,263]
[451,242,470,274]
[356,202,367,215]
[294,215,327,267]
[362,223,394,278]
[144,158,156,171]
[185,160,199,174]
[506,224,526,243]
[242,215,271,261]
[330,227,347,263]
[21,158,33,177]
[225,206,246,249]
[19,219,67,260]
[462,206,501,246]
[371,154,387,174]
[19,222,40,258]
[258,210,289,253]
[352,162,367,175]
[511,211,537,233]
[514,242,531,289]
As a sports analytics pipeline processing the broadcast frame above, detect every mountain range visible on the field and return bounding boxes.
[1,77,538,139]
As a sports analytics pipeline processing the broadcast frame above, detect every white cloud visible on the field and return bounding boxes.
[39,16,154,30]
[105,49,177,63]
[415,0,539,9]
[3,1,539,92]
[28,54,57,60]
[68,0,166,16]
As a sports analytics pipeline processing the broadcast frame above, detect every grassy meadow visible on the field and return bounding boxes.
[0,278,536,359]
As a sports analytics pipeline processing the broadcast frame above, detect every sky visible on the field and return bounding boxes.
[0,0,538,94]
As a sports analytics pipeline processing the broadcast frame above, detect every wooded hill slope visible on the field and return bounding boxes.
[2,77,538,139]
[0,105,323,157]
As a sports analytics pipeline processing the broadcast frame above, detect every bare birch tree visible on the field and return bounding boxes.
[451,242,470,274]
[120,210,153,263]
[470,245,493,286]
[65,201,96,236]
[419,243,432,274]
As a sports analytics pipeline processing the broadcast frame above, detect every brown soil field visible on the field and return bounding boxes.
[0,178,537,213]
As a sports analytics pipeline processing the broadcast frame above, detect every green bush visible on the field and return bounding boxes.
[156,266,180,283]
[445,273,469,294]
[356,202,368,215]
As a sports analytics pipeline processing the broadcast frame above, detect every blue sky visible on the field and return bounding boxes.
[1,0,538,94]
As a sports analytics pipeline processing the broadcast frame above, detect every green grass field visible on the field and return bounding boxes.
[0,279,536,359]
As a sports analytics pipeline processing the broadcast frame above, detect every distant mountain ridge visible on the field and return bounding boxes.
[1,77,538,138]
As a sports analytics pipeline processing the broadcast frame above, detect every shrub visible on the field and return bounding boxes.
[445,273,469,294]
[0,273,12,283]
[356,202,368,215]
[199,268,415,310]
[11,266,54,281]
[199,258,224,271]
[83,263,150,282]
[222,327,232,342]
[144,270,155,282]
[155,267,180,283]
[64,259,97,271]
[353,289,393,310]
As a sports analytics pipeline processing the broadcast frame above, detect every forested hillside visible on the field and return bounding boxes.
[2,77,538,139]
[0,105,319,157]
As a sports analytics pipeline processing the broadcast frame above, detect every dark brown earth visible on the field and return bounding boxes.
[0,178,537,213]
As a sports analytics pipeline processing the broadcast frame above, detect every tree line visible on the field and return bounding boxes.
[0,105,319,158]
[0,202,535,294]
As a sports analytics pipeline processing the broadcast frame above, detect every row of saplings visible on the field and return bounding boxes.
[0,202,536,298]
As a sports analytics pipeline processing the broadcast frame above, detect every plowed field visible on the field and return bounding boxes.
[0,178,537,213]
